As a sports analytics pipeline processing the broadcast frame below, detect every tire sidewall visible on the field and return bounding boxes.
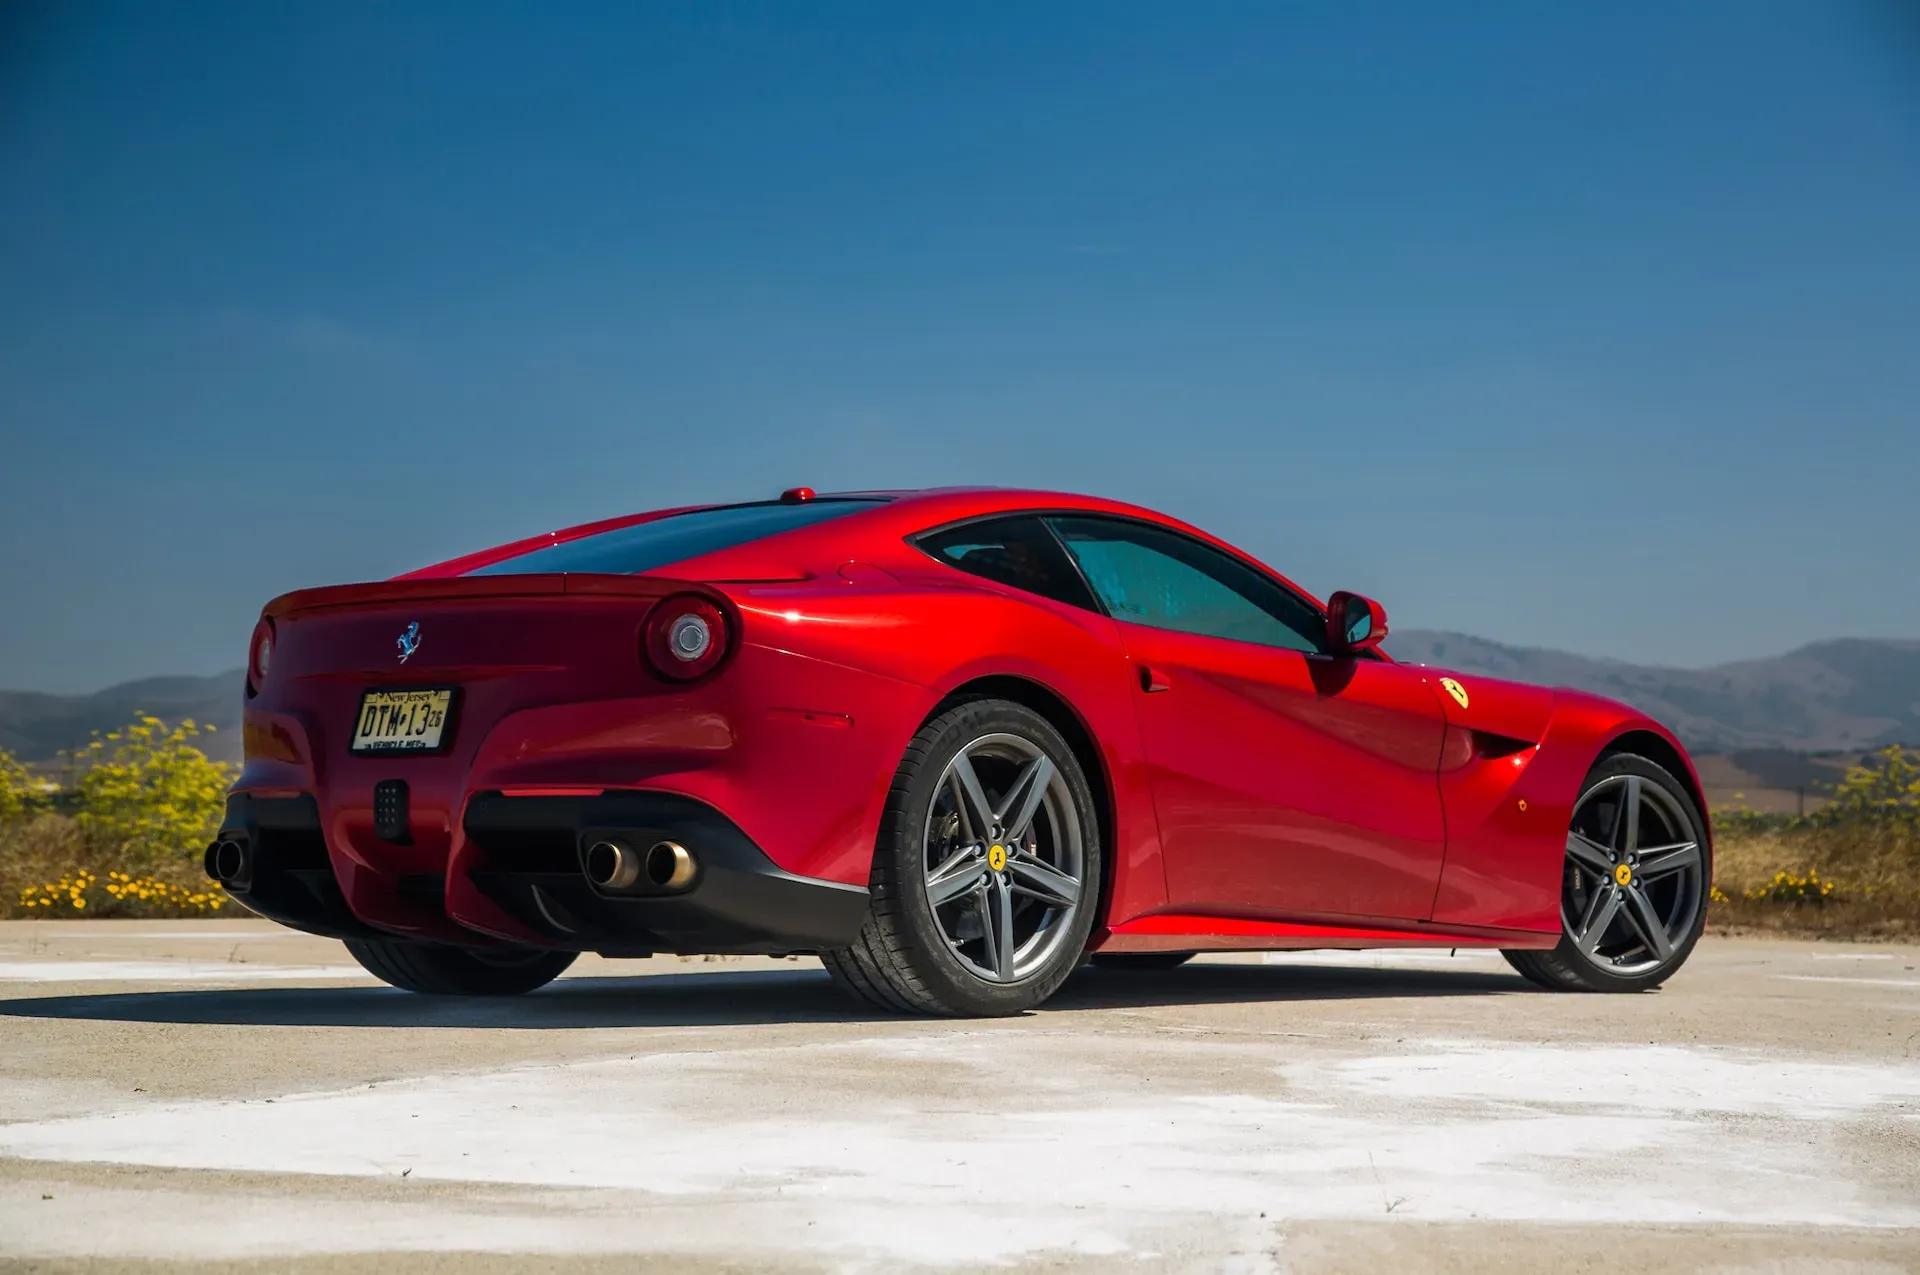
[882,699,1103,1015]
[345,937,576,995]
[1551,752,1712,991]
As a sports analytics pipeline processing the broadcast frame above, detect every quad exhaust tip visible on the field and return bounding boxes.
[585,839,696,892]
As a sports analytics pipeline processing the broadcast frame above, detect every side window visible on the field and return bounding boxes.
[1047,516,1326,653]
[915,517,1101,612]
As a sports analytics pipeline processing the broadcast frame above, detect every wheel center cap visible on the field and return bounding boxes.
[1613,863,1634,887]
[987,844,1008,873]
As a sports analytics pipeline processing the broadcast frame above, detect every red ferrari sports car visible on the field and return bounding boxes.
[212,487,1711,1015]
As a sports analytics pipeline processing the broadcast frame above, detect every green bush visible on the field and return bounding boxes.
[1813,745,1920,829]
[69,716,236,871]
[1,714,237,918]
[0,748,37,821]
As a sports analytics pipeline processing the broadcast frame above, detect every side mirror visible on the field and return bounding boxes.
[1326,591,1388,656]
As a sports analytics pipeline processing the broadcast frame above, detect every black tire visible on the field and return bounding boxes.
[823,698,1104,1017]
[1503,752,1711,993]
[344,937,577,995]
[1089,951,1196,971]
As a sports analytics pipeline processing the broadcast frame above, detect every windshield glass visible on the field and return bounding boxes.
[468,499,881,575]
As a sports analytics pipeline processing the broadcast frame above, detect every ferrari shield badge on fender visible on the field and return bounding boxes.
[1440,677,1470,709]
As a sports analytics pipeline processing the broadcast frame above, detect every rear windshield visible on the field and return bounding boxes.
[468,499,881,576]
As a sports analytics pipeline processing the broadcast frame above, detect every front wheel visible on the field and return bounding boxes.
[1503,753,1710,992]
[344,937,577,995]
[824,698,1103,1016]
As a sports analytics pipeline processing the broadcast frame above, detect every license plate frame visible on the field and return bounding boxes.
[349,688,458,756]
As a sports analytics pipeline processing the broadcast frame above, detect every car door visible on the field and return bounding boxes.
[1046,515,1448,923]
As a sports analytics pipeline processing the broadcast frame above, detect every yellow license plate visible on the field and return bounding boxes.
[350,688,455,754]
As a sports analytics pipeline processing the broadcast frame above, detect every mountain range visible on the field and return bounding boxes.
[1,635,1915,765]
[0,672,248,765]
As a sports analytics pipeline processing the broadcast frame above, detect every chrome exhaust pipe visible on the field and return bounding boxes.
[644,840,695,890]
[584,840,641,890]
[585,838,696,893]
[204,839,249,885]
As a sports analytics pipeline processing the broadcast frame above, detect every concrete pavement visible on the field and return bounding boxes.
[1,921,1916,1273]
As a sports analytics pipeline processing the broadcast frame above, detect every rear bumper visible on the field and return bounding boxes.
[212,793,389,941]
[458,791,870,954]
[214,789,870,955]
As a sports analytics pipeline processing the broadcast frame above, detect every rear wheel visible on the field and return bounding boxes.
[1503,753,1709,992]
[1089,951,1196,971]
[824,698,1103,1016]
[344,937,576,995]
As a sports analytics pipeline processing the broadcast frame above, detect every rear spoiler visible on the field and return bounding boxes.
[263,573,705,619]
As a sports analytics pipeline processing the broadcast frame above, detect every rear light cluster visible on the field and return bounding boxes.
[247,618,275,693]
[643,594,732,681]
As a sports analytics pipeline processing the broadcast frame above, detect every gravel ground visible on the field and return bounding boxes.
[1,921,1916,1274]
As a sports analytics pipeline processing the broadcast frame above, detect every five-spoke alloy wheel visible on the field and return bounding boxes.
[1504,752,1710,992]
[824,698,1102,1016]
[922,731,1086,983]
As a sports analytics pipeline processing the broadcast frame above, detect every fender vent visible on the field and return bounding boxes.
[1472,731,1537,761]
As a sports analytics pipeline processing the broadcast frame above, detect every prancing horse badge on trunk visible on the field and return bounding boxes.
[396,621,421,663]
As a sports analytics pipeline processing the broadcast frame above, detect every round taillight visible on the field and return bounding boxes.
[667,613,712,662]
[643,596,730,681]
[248,618,276,689]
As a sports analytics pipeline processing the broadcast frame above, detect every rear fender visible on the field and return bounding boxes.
[722,577,1169,931]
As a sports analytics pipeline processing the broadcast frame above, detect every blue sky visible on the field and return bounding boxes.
[2,1,1917,693]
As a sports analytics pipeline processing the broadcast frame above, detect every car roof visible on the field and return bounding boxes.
[398,487,1323,612]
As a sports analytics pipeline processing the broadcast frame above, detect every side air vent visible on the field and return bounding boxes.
[1471,730,1537,761]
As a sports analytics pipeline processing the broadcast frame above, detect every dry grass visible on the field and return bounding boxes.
[1709,822,1920,939]
[0,813,228,919]
[0,814,88,899]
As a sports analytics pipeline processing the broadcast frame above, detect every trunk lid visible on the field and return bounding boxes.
[249,572,718,778]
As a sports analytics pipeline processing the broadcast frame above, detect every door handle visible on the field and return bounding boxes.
[1139,665,1172,694]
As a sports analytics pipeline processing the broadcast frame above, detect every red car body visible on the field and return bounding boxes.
[219,488,1706,961]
